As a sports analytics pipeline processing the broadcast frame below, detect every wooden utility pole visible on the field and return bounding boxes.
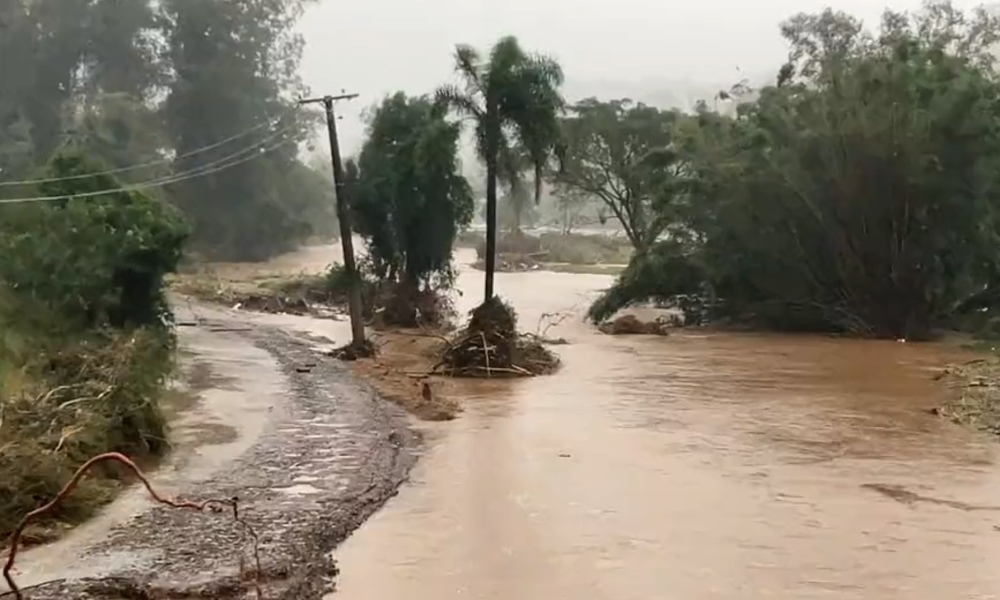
[299,92,365,348]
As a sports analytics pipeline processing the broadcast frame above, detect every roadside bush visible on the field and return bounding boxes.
[0,152,186,542]
[0,326,173,541]
[454,230,485,249]
[0,153,189,330]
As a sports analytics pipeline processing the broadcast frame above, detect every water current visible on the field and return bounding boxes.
[271,243,1000,599]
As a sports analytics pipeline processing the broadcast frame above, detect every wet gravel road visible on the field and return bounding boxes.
[1,304,417,600]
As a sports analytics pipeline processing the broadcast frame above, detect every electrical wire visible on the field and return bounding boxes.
[0,130,299,205]
[0,106,302,187]
[157,121,297,180]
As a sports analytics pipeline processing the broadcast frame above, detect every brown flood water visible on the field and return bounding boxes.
[274,245,1000,599]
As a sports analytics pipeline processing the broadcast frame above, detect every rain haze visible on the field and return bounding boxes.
[299,0,986,154]
[8,0,1000,598]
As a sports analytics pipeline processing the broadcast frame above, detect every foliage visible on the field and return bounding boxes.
[0,0,330,262]
[473,231,632,265]
[435,35,565,301]
[547,183,599,234]
[161,0,322,261]
[0,324,173,541]
[538,232,633,265]
[0,153,183,540]
[0,153,189,330]
[587,242,708,323]
[592,1,1000,340]
[555,98,689,254]
[351,92,473,287]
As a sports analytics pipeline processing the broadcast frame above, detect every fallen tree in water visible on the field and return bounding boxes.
[435,297,559,377]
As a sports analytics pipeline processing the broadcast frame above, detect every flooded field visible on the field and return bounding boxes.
[285,246,1000,599]
[177,242,1000,598]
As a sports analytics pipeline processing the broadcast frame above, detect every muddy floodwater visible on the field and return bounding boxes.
[272,244,1000,599]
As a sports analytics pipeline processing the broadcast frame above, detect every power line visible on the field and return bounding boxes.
[161,121,297,179]
[0,106,301,188]
[0,130,298,205]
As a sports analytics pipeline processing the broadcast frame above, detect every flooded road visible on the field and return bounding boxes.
[271,245,1000,598]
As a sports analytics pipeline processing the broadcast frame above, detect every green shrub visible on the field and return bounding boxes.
[0,152,185,541]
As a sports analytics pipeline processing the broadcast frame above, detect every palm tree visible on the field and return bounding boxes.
[435,36,565,302]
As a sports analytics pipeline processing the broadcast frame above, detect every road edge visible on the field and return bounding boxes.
[2,308,419,600]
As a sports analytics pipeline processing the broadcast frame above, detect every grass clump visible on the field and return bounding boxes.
[0,327,174,543]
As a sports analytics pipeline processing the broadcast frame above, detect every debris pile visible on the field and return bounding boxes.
[597,314,675,336]
[435,297,559,377]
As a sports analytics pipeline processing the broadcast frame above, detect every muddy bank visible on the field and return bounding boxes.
[939,356,1000,437]
[2,305,416,600]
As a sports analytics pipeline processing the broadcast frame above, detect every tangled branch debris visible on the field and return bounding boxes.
[2,453,262,600]
[434,297,560,378]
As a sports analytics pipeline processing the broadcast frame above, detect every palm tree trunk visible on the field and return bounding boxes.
[485,156,498,301]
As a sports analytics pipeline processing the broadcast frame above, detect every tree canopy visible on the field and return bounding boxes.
[590,1,1000,341]
[0,0,332,261]
[351,92,474,286]
[435,36,565,301]
[555,98,688,253]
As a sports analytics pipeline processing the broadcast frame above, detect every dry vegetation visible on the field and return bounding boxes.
[342,298,563,421]
[435,298,560,378]
[937,358,1000,437]
[465,231,632,274]
[169,263,349,316]
[0,329,174,545]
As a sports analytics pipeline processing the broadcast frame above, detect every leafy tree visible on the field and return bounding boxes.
[1,0,333,262]
[592,1,1000,340]
[435,36,565,302]
[0,152,189,330]
[161,0,319,261]
[351,92,473,287]
[0,150,187,540]
[549,183,595,234]
[555,98,687,255]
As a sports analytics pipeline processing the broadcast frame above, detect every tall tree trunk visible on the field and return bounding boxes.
[485,156,498,301]
[513,192,522,233]
[483,111,499,302]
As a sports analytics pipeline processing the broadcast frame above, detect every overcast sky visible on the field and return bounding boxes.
[297,0,986,155]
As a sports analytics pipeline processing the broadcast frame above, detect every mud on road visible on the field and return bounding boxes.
[2,305,417,600]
